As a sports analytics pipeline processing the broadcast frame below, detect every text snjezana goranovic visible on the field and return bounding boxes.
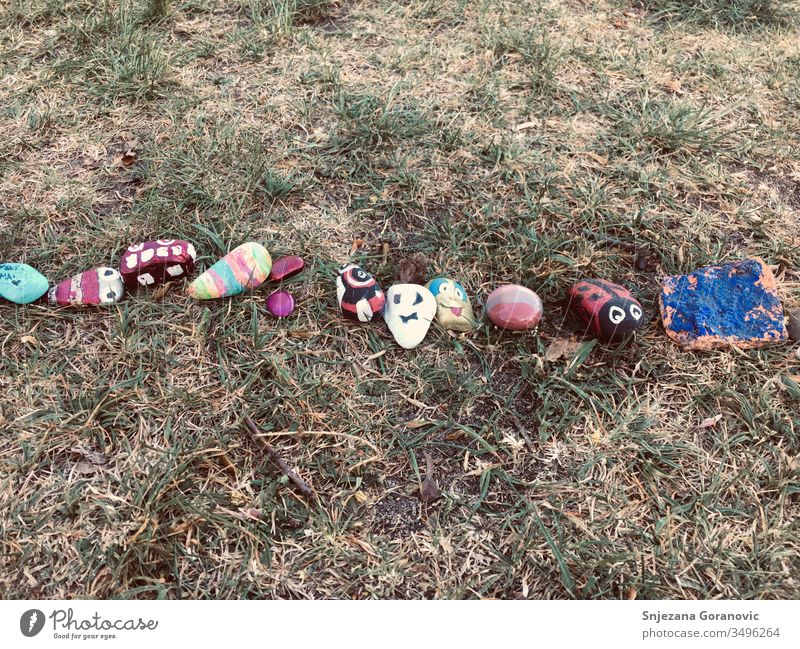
[642,611,760,624]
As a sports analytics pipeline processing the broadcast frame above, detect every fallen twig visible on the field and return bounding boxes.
[243,416,314,500]
[580,228,654,271]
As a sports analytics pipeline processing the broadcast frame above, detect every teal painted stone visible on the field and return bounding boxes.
[0,263,49,304]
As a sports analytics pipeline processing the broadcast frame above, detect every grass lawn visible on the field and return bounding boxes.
[1,0,799,599]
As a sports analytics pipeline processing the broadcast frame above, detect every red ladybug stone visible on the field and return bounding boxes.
[569,279,644,341]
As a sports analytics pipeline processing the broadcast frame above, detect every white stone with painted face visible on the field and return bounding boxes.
[383,284,436,349]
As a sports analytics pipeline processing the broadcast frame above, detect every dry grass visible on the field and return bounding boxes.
[1,0,799,599]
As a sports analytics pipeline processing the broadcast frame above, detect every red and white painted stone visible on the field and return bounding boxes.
[119,239,196,289]
[48,267,124,306]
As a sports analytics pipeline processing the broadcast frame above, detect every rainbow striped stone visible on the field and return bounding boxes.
[186,242,272,300]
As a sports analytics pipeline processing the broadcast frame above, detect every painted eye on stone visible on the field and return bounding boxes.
[609,306,626,324]
[393,293,402,304]
[413,292,423,305]
[103,269,115,277]
[629,304,642,320]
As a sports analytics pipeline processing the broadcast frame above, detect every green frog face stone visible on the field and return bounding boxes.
[426,277,477,332]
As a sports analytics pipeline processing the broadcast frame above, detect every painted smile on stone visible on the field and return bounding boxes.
[384,284,436,349]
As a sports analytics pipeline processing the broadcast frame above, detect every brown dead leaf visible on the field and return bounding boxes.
[20,335,39,346]
[152,281,177,302]
[545,338,583,362]
[74,462,101,475]
[585,151,609,166]
[663,79,683,94]
[699,414,723,429]
[514,121,538,132]
[71,445,107,465]
[420,452,441,502]
[612,18,628,29]
[349,239,364,256]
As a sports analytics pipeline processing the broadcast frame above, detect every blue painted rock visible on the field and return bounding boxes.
[120,239,196,289]
[426,278,477,332]
[569,279,645,341]
[383,284,436,349]
[0,263,49,304]
[659,257,787,350]
[48,267,124,306]
[336,263,385,322]
[266,290,295,317]
[187,242,272,299]
[485,285,543,330]
[269,256,305,282]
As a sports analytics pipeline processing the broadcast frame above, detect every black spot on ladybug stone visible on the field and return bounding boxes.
[569,279,645,341]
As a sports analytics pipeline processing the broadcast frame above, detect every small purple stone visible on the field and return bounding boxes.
[269,255,305,282]
[266,290,295,318]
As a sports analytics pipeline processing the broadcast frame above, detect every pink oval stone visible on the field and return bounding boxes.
[266,290,295,318]
[486,285,543,330]
[268,255,305,282]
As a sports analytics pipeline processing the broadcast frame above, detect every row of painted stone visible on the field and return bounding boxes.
[2,239,789,351]
[0,241,304,317]
[335,262,645,349]
[335,256,791,351]
[0,237,644,347]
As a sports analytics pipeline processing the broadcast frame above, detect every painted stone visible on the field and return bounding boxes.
[336,263,385,322]
[426,278,477,332]
[788,308,800,342]
[0,263,49,304]
[120,239,196,289]
[485,285,543,330]
[269,255,305,282]
[266,290,295,318]
[187,242,272,300]
[383,284,437,349]
[569,278,645,341]
[659,257,787,350]
[48,267,124,307]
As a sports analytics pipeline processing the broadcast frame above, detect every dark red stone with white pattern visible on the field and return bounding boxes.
[119,239,196,289]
